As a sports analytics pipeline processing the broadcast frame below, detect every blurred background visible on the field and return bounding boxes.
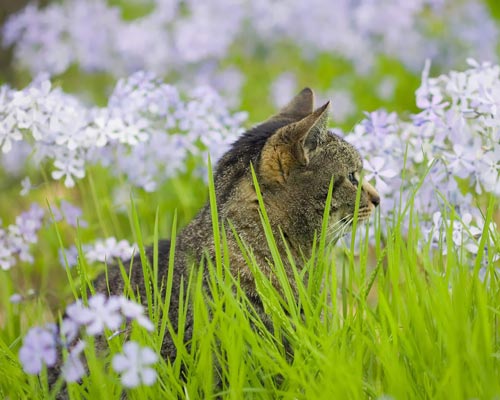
[1,0,500,126]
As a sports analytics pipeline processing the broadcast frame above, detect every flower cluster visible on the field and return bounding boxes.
[61,237,136,269]
[3,0,497,81]
[19,294,157,387]
[0,199,133,271]
[344,59,500,261]
[0,203,44,270]
[0,72,247,191]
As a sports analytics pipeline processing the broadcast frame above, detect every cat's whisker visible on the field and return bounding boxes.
[326,215,354,245]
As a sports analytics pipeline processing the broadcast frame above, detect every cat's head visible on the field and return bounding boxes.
[215,88,379,245]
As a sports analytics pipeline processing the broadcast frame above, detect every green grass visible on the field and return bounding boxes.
[0,161,499,399]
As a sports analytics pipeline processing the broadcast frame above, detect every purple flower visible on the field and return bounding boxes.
[60,317,80,344]
[478,148,500,194]
[270,72,297,109]
[51,153,85,188]
[119,297,154,332]
[362,110,398,137]
[85,237,136,264]
[59,245,79,269]
[364,156,398,195]
[112,341,158,388]
[0,203,45,269]
[20,177,32,196]
[61,341,86,383]
[0,113,23,153]
[19,324,58,374]
[9,293,23,304]
[445,144,476,179]
[1,70,246,190]
[65,294,123,336]
[328,89,355,123]
[15,203,45,244]
[59,200,87,228]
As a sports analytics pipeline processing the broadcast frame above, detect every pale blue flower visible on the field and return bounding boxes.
[270,72,297,109]
[85,237,136,264]
[61,340,86,383]
[362,110,398,137]
[59,200,87,228]
[65,294,123,336]
[51,153,85,188]
[20,177,32,196]
[9,293,23,304]
[364,156,398,195]
[3,0,497,79]
[119,297,154,332]
[19,324,58,374]
[112,341,158,388]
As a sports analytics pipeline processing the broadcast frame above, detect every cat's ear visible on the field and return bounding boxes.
[260,101,330,185]
[268,87,315,122]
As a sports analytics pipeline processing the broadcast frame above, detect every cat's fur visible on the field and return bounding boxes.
[92,87,380,361]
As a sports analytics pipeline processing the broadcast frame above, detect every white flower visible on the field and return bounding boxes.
[112,341,158,388]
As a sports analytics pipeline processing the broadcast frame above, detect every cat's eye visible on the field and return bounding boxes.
[348,172,358,186]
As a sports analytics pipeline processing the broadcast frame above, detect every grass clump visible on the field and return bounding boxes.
[1,163,499,400]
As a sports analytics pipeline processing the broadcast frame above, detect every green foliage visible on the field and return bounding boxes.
[0,159,499,399]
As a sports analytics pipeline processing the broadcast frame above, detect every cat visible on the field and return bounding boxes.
[50,88,379,395]
[91,87,380,360]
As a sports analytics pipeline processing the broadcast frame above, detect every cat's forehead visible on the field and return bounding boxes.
[328,131,363,169]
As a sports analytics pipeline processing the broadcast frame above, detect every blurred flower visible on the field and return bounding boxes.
[60,317,80,344]
[341,59,500,259]
[9,293,23,304]
[85,237,136,264]
[65,294,123,336]
[20,177,32,196]
[61,340,86,383]
[119,297,154,332]
[64,294,153,337]
[59,200,87,228]
[0,203,45,269]
[19,296,154,383]
[364,156,398,194]
[362,110,398,137]
[377,77,396,101]
[51,154,85,188]
[1,71,246,190]
[112,341,158,388]
[19,324,58,374]
[3,0,497,80]
[445,144,475,179]
[328,90,355,123]
[270,72,297,109]
[0,114,22,153]
[59,245,79,269]
[478,148,500,194]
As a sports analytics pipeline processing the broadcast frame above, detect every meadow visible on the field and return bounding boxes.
[0,0,499,398]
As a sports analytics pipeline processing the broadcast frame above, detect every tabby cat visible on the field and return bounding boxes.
[92,87,380,360]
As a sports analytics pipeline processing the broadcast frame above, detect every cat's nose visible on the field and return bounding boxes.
[370,193,380,207]
[362,180,380,208]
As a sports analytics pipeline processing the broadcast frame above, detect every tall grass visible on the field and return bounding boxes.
[0,162,499,399]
